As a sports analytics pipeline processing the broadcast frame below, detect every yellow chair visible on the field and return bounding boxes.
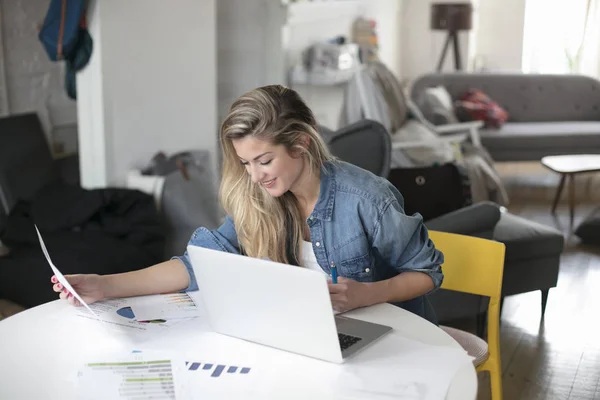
[429,230,506,400]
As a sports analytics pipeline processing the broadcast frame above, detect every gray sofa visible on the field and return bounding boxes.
[411,73,600,161]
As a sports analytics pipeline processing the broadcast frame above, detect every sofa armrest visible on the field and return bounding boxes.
[424,201,501,239]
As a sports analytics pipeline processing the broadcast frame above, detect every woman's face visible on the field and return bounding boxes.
[232,136,306,197]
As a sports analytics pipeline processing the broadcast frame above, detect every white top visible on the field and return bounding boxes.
[301,241,327,276]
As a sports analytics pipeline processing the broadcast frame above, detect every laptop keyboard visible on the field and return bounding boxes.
[338,333,362,351]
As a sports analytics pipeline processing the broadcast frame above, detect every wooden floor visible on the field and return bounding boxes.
[465,162,600,400]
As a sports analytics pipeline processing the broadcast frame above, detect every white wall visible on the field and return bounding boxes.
[284,0,403,129]
[475,0,526,71]
[217,0,286,124]
[400,0,475,80]
[284,0,364,129]
[400,0,527,80]
[0,0,77,146]
[400,0,430,80]
[77,0,217,188]
[362,0,404,78]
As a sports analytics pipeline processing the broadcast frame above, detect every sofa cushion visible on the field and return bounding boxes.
[455,89,509,128]
[420,85,459,125]
[480,121,600,152]
[494,212,564,262]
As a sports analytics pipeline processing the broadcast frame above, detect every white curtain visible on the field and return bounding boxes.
[522,0,592,74]
[577,0,600,78]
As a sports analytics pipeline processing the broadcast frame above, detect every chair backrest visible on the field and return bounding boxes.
[0,113,57,214]
[325,119,391,178]
[428,230,505,398]
[429,230,505,300]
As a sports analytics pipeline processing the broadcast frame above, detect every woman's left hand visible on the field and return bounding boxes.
[328,277,372,313]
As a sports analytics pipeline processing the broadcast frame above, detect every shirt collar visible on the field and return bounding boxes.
[311,161,335,221]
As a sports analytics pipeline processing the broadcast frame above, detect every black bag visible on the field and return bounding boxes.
[388,163,472,221]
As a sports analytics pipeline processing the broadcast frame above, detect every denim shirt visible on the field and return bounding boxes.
[174,160,444,324]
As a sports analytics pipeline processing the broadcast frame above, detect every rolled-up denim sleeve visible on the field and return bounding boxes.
[171,216,240,292]
[372,198,444,291]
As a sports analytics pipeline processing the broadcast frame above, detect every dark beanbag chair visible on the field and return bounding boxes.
[575,216,600,246]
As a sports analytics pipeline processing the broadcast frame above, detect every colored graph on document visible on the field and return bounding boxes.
[164,293,196,305]
[185,361,251,378]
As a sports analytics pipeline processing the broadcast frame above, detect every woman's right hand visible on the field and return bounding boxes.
[51,274,106,306]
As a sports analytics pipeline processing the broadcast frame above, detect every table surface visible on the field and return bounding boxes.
[0,300,477,399]
[541,154,600,174]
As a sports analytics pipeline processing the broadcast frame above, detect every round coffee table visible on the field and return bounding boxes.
[541,154,600,227]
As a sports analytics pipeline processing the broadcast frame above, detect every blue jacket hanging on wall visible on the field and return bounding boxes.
[38,0,93,100]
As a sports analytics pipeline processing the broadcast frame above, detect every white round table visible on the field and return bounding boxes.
[0,300,477,399]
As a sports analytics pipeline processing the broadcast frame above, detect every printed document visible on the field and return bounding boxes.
[35,225,99,319]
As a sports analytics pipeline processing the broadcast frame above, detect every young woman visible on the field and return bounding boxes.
[51,85,444,324]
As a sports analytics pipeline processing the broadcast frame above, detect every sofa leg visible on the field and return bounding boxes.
[541,289,549,317]
[476,311,487,339]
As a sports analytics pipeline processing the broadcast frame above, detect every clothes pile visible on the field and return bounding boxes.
[0,182,165,308]
[339,60,509,207]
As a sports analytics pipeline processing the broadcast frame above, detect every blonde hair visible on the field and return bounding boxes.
[219,85,334,265]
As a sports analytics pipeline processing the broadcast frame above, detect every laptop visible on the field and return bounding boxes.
[186,245,392,363]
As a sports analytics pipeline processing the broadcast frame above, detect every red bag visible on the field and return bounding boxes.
[455,89,508,128]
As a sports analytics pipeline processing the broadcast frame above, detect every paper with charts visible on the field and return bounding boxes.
[73,296,199,343]
[128,293,202,321]
[76,352,188,400]
[34,225,99,319]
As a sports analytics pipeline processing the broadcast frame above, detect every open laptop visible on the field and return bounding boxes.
[186,245,392,363]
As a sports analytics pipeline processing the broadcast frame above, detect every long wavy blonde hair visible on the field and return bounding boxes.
[219,85,334,265]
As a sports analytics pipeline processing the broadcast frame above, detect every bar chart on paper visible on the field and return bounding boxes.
[77,359,180,399]
[183,359,261,399]
[186,361,251,378]
[129,293,201,321]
